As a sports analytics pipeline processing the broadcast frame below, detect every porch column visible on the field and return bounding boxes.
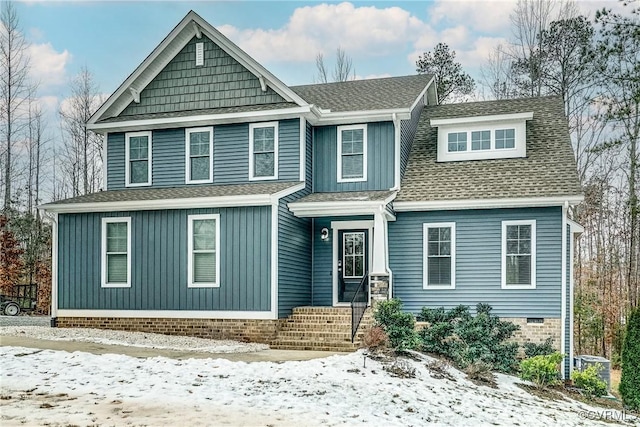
[370,209,390,303]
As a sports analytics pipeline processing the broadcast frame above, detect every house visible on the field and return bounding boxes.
[40,11,583,377]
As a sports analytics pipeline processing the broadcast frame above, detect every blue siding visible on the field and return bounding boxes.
[58,207,272,311]
[313,122,394,192]
[312,216,372,306]
[278,188,312,317]
[388,207,563,318]
[400,98,424,180]
[106,119,300,190]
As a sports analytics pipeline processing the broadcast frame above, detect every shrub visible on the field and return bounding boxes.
[418,303,520,372]
[523,338,556,358]
[363,326,389,352]
[373,299,418,351]
[465,361,496,386]
[620,308,640,411]
[520,352,564,388]
[571,364,608,398]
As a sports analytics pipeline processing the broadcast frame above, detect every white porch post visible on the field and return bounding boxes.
[370,208,390,304]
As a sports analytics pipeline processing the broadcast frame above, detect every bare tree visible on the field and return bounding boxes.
[0,1,31,212]
[480,44,518,100]
[58,66,104,197]
[315,48,354,83]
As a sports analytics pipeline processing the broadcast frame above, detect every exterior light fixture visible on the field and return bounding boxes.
[321,227,329,241]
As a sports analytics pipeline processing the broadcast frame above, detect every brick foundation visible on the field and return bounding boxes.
[502,317,563,354]
[56,317,281,344]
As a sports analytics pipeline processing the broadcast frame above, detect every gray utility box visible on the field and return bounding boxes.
[574,355,611,390]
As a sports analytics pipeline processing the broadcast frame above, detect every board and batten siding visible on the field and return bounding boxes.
[400,98,424,180]
[120,35,286,117]
[106,119,300,190]
[57,207,271,312]
[313,122,394,192]
[564,223,571,378]
[389,207,563,318]
[278,189,312,317]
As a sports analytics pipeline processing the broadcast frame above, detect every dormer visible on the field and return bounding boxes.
[431,112,533,162]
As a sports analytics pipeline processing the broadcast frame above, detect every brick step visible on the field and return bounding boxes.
[291,307,354,314]
[270,340,360,352]
[277,331,353,340]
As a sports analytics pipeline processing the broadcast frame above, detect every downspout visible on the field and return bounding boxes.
[560,200,569,379]
[392,113,402,191]
[41,210,59,327]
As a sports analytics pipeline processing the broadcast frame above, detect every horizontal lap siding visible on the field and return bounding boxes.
[106,119,299,189]
[313,122,394,192]
[389,207,562,318]
[278,189,312,318]
[58,207,271,311]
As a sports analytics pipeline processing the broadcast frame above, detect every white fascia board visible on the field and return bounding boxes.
[88,106,311,133]
[394,195,584,212]
[271,182,305,202]
[409,76,434,111]
[57,309,276,320]
[568,218,585,234]
[288,200,396,219]
[430,112,534,127]
[308,109,412,126]
[41,194,275,214]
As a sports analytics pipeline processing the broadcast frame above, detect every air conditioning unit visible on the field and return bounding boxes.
[574,355,611,390]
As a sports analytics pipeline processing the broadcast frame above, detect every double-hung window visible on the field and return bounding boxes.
[188,214,220,288]
[337,124,367,183]
[249,122,278,180]
[423,223,456,289]
[186,127,213,184]
[125,132,151,186]
[502,220,536,288]
[101,217,131,288]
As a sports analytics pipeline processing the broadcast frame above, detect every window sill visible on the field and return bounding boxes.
[188,283,220,288]
[125,182,151,188]
[102,283,131,288]
[422,284,455,290]
[501,284,536,290]
[249,175,277,181]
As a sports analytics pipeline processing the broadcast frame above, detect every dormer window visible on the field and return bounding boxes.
[433,112,533,162]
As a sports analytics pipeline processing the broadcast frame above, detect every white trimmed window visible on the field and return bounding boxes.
[101,217,131,288]
[423,223,456,289]
[188,214,220,288]
[249,122,278,180]
[186,127,213,184]
[502,220,536,289]
[125,131,152,187]
[337,124,367,183]
[446,128,516,153]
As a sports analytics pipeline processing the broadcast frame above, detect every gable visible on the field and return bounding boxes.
[119,35,287,117]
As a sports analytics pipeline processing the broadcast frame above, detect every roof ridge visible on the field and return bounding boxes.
[290,74,432,89]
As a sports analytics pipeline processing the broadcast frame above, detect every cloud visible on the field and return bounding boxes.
[27,42,71,89]
[218,2,431,63]
[428,0,513,33]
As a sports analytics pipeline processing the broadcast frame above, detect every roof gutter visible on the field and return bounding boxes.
[393,195,584,212]
[306,107,412,126]
[289,192,396,219]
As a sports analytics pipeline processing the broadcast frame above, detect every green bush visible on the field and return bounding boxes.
[520,352,564,388]
[571,364,608,398]
[620,308,640,411]
[523,338,556,358]
[373,299,418,351]
[418,303,520,372]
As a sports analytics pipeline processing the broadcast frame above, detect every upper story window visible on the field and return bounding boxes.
[337,124,367,183]
[101,217,131,288]
[423,222,456,289]
[125,131,152,187]
[185,127,213,184]
[432,112,532,162]
[249,122,278,180]
[502,220,536,289]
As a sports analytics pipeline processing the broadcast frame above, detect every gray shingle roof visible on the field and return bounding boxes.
[97,102,298,123]
[396,96,582,202]
[42,181,301,206]
[291,74,432,112]
[292,190,395,204]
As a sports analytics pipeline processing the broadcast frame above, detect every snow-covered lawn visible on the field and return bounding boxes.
[1,339,634,426]
[0,325,268,353]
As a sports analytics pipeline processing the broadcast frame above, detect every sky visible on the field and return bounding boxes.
[15,0,628,122]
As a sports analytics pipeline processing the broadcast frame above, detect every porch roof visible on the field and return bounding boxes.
[288,190,396,218]
[40,181,303,213]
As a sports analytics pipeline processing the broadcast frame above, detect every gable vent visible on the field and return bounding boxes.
[195,42,204,66]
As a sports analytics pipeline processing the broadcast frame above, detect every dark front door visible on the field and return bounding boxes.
[338,230,368,303]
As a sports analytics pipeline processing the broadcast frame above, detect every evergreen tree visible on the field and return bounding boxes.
[620,308,640,410]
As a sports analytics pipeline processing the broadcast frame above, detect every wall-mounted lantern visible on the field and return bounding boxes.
[320,227,329,241]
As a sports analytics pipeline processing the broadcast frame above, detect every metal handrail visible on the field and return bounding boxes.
[351,272,369,343]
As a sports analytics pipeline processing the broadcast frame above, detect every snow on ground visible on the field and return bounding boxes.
[1,344,634,426]
[0,325,268,353]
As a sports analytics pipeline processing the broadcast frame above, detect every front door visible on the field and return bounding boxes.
[338,230,368,303]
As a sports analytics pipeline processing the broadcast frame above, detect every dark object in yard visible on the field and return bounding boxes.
[0,295,21,316]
